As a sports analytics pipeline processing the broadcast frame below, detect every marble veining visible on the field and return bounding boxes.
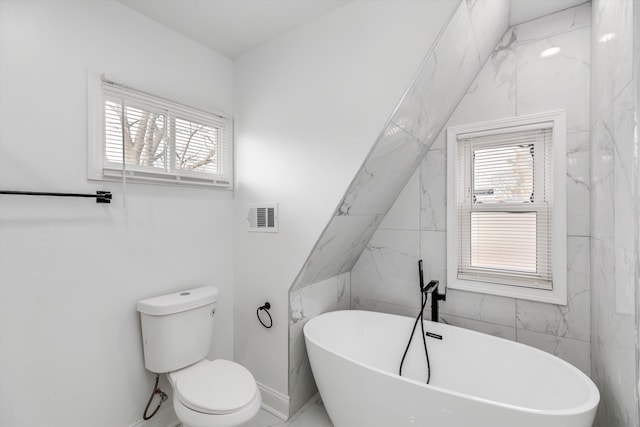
[590,343,637,427]
[516,329,591,375]
[336,122,424,217]
[351,229,420,309]
[566,143,590,237]
[350,4,594,378]
[419,230,447,291]
[566,131,591,237]
[591,109,615,242]
[465,0,510,61]
[516,3,591,46]
[288,274,350,417]
[392,1,480,143]
[292,215,383,290]
[589,0,638,425]
[440,288,516,327]
[440,313,516,340]
[612,83,636,252]
[379,169,420,230]
[336,274,350,310]
[431,27,517,151]
[591,0,634,123]
[516,237,590,341]
[516,27,590,133]
[420,149,446,231]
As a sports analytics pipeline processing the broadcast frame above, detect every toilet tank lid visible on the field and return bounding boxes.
[137,286,219,316]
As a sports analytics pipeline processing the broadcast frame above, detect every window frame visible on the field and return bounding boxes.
[446,111,567,305]
[87,73,233,189]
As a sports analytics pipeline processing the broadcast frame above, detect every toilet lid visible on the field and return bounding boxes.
[172,359,258,415]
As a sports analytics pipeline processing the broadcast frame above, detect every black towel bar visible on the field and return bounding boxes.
[0,190,112,204]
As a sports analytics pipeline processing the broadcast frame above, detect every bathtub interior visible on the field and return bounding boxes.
[304,310,597,413]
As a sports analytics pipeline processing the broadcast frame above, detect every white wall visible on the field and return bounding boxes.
[233,0,458,400]
[0,2,234,426]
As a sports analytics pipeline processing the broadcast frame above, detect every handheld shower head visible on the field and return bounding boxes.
[422,280,439,294]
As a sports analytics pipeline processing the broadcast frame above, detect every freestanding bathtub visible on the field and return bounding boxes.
[304,310,599,427]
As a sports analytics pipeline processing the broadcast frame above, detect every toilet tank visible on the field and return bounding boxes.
[137,286,218,373]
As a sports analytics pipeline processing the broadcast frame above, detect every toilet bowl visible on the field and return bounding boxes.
[168,359,262,427]
[137,286,261,427]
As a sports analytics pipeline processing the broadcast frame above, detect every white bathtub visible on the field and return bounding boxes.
[304,310,599,427]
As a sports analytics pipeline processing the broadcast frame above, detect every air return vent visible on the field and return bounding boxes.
[247,203,278,232]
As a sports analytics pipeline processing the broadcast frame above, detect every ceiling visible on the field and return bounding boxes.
[117,0,351,59]
[118,0,589,60]
[509,0,587,26]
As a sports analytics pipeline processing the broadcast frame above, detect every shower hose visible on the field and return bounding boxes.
[398,260,432,384]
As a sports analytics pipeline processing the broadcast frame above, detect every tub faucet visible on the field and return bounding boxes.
[422,280,446,322]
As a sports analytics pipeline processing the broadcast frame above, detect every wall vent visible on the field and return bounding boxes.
[248,203,278,232]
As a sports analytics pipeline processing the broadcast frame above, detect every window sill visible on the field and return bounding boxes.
[89,168,232,190]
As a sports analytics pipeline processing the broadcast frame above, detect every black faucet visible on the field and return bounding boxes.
[422,280,446,322]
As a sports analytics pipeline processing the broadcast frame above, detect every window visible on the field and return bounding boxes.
[88,75,233,188]
[447,111,566,304]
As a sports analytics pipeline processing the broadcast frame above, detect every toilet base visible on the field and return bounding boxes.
[173,388,262,427]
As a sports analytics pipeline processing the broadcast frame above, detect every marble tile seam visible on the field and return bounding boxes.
[465,6,484,66]
[442,310,593,344]
[516,326,592,344]
[568,233,591,238]
[355,298,421,311]
[514,23,592,49]
[438,311,516,329]
[376,226,423,232]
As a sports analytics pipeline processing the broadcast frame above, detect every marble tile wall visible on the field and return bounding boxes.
[287,0,510,415]
[352,3,593,376]
[637,6,640,424]
[288,274,350,416]
[590,0,638,425]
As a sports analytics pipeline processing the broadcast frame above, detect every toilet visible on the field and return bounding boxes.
[137,286,261,427]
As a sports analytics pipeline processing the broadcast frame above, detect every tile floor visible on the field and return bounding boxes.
[242,396,333,427]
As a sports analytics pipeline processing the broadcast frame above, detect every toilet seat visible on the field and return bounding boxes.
[169,359,258,415]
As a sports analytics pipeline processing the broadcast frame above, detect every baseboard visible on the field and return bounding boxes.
[257,381,289,420]
[127,403,180,427]
[127,383,289,425]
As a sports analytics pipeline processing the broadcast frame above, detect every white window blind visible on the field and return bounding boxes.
[96,80,232,188]
[457,125,553,290]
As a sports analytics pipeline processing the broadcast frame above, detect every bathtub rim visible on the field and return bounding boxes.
[303,309,599,418]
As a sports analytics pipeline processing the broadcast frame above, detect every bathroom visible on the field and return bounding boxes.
[0,0,637,426]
